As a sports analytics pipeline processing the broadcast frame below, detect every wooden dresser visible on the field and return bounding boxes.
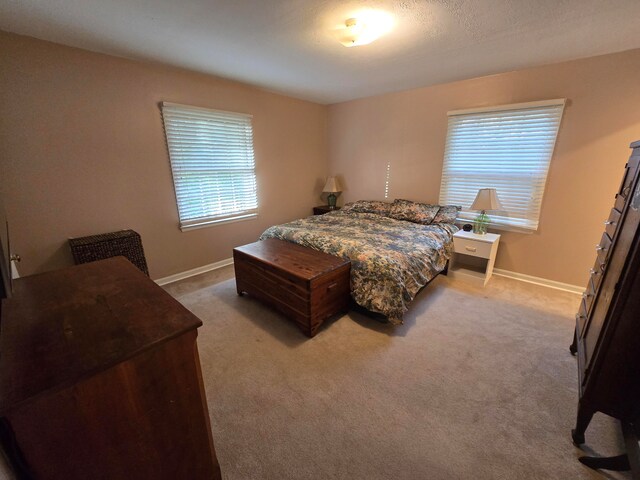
[570,140,640,474]
[234,239,350,337]
[0,257,221,480]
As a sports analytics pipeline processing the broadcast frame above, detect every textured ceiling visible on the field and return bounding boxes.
[1,0,639,104]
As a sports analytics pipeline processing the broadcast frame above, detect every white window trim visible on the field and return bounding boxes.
[179,212,258,232]
[448,99,566,117]
[440,99,566,232]
[453,219,535,234]
[161,102,259,231]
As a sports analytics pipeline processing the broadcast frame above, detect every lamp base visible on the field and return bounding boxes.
[327,193,337,209]
[473,211,489,235]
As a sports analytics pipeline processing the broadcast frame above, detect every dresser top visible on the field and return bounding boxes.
[0,257,202,413]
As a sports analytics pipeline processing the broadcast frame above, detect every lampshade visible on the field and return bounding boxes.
[470,188,503,211]
[323,177,342,193]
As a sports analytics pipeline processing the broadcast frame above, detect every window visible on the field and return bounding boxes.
[439,99,565,231]
[161,102,258,231]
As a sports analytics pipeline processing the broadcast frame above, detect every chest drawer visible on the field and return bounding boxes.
[453,237,493,259]
[576,298,588,335]
[614,193,627,212]
[589,261,604,294]
[605,208,621,239]
[583,276,597,313]
[596,232,612,263]
[618,162,637,200]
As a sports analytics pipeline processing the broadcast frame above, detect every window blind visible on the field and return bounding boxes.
[161,102,258,231]
[439,99,565,231]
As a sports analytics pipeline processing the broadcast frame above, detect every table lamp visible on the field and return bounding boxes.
[323,177,342,209]
[470,188,502,234]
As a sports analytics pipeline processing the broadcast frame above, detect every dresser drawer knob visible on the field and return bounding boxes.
[596,245,607,252]
[576,313,586,320]
[582,292,592,299]
[465,246,477,252]
[589,268,597,275]
[604,220,616,226]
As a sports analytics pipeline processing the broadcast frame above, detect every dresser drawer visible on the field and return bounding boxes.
[605,208,621,239]
[617,162,636,200]
[583,277,597,313]
[576,298,588,335]
[453,237,493,259]
[596,232,612,263]
[589,261,604,293]
[587,271,599,302]
[592,255,607,279]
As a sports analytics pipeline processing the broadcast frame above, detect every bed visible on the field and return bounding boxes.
[259,200,459,324]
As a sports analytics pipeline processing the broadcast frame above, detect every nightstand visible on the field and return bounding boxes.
[313,205,340,215]
[449,230,501,286]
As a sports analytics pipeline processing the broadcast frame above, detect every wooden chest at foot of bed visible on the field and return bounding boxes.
[233,239,351,337]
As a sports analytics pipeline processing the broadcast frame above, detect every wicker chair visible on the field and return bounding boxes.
[68,230,149,276]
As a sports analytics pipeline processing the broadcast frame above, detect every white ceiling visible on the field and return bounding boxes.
[1,0,640,104]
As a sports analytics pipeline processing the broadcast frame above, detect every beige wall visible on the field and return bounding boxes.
[328,49,640,286]
[0,31,327,279]
[2,30,639,287]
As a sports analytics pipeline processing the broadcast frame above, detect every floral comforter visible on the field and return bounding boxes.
[259,211,458,324]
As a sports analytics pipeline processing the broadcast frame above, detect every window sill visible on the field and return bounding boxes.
[455,220,535,235]
[180,213,258,232]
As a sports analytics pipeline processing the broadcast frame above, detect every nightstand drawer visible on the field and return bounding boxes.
[453,237,493,259]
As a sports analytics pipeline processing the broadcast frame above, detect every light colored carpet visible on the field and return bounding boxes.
[164,266,630,480]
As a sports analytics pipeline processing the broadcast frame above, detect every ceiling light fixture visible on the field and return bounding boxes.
[338,10,394,47]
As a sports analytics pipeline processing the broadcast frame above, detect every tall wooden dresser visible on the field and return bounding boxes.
[570,140,640,473]
[0,257,222,479]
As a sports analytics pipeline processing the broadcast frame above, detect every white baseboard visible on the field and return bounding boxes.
[154,257,583,294]
[155,257,234,286]
[493,268,583,295]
